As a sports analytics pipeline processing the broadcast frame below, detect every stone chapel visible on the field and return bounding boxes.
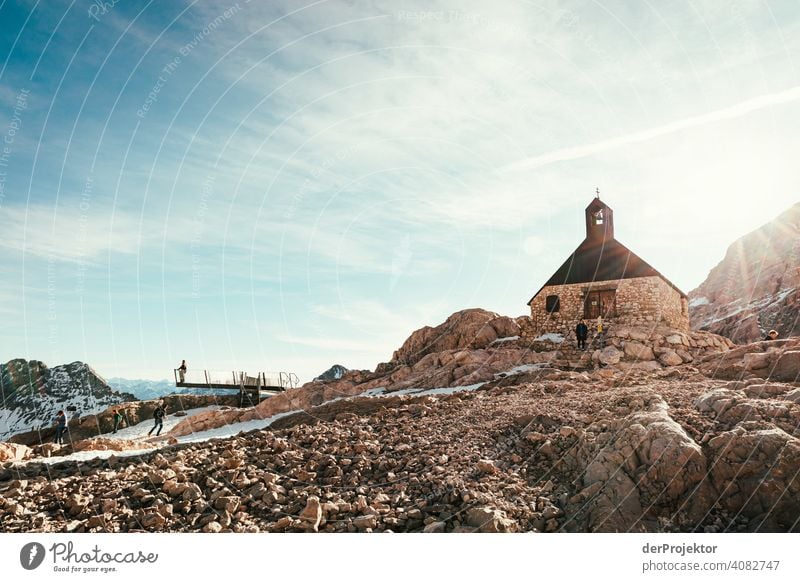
[527,196,689,335]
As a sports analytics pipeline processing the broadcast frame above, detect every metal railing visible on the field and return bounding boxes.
[173,369,299,390]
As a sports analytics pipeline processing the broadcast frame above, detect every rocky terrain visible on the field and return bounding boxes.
[2,308,798,533]
[0,359,136,441]
[689,202,800,342]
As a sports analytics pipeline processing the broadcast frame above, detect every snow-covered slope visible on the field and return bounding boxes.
[0,359,135,441]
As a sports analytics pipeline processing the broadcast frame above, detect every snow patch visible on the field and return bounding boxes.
[533,333,564,343]
[689,296,710,308]
[490,335,519,345]
[497,363,549,377]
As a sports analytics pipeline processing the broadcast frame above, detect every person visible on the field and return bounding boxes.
[147,401,166,437]
[575,319,589,350]
[178,360,187,384]
[596,315,605,349]
[112,408,125,434]
[53,410,67,445]
[764,329,779,341]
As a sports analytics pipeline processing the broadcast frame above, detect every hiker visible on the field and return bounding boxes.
[764,329,779,341]
[575,319,589,350]
[112,408,125,434]
[596,315,605,349]
[178,359,187,383]
[147,402,167,436]
[54,410,67,445]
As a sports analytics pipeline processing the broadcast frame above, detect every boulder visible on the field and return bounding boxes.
[743,352,771,371]
[658,350,683,367]
[707,424,800,529]
[772,351,800,382]
[582,397,707,531]
[744,383,792,399]
[0,442,31,462]
[599,346,622,366]
[390,309,520,366]
[623,342,655,361]
[464,507,518,533]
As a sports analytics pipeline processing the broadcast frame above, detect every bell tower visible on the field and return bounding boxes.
[585,192,614,243]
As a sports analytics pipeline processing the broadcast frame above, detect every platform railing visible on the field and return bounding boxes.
[174,369,298,391]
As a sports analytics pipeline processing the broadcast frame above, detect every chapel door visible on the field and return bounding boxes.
[585,290,616,319]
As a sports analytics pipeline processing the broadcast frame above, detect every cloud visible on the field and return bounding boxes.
[503,85,800,172]
[0,205,144,261]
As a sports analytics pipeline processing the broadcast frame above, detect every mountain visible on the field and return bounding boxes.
[0,359,135,441]
[313,364,349,382]
[107,377,176,401]
[689,202,800,342]
[5,311,800,533]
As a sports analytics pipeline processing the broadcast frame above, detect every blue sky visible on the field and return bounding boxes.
[0,0,798,381]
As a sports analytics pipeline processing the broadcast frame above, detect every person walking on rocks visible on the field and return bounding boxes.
[575,319,589,351]
[112,408,125,434]
[177,360,187,384]
[53,410,67,445]
[147,402,167,437]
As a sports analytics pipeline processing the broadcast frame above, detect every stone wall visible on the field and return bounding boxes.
[526,276,689,338]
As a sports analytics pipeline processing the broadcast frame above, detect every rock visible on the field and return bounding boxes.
[582,397,707,531]
[423,521,446,533]
[142,512,166,529]
[464,507,517,533]
[299,496,322,531]
[743,352,771,371]
[658,350,683,367]
[772,351,800,382]
[631,361,662,372]
[623,342,655,361]
[213,496,241,514]
[0,443,31,462]
[744,383,791,398]
[599,346,622,366]
[476,459,498,474]
[353,515,377,530]
[391,309,521,366]
[665,334,684,345]
[707,424,800,529]
[203,521,223,533]
[784,388,800,404]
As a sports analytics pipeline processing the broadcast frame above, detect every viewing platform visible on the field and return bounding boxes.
[173,369,300,406]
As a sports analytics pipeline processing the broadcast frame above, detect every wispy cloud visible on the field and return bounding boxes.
[503,86,800,172]
[0,205,144,261]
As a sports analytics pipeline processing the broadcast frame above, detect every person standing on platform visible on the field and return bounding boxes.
[178,360,187,384]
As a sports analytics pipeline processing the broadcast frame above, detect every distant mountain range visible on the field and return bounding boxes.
[0,359,135,441]
[107,377,234,399]
[689,202,800,342]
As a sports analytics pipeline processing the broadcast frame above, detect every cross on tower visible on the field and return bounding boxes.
[595,187,600,198]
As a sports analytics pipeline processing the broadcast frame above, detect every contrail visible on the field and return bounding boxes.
[503,85,800,172]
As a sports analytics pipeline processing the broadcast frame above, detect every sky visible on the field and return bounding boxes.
[0,0,798,382]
